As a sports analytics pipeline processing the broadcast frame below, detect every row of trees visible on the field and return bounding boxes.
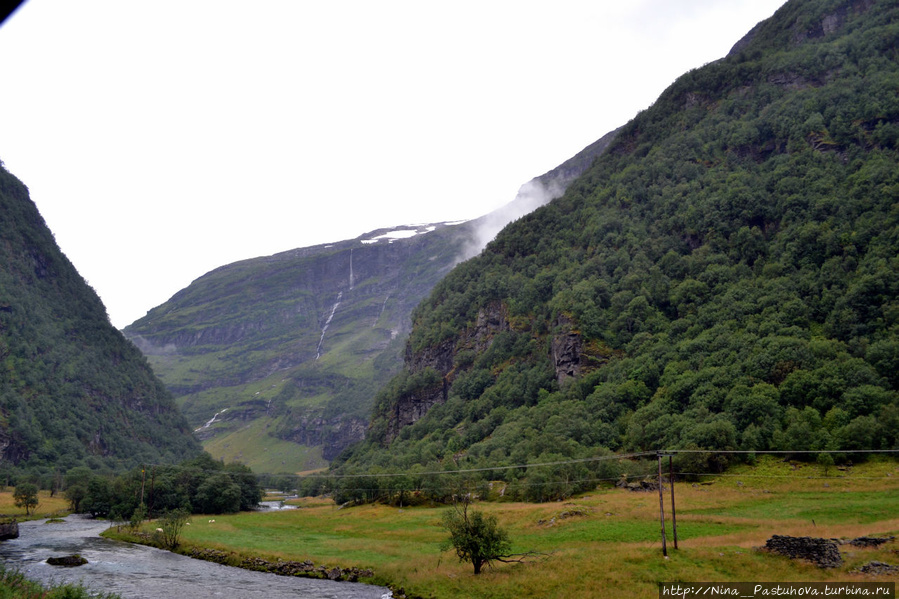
[62,454,263,520]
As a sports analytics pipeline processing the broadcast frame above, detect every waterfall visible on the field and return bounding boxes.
[194,408,228,432]
[315,291,342,360]
[373,293,390,327]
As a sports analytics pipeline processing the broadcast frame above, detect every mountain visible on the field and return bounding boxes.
[125,223,463,472]
[122,129,619,473]
[0,162,201,478]
[334,0,899,489]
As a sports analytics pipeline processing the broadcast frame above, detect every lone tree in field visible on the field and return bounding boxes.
[13,483,39,515]
[441,497,538,575]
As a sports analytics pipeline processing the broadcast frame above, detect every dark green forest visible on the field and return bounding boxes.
[0,162,201,482]
[329,0,899,499]
[64,453,263,519]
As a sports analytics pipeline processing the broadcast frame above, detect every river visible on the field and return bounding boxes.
[0,515,392,599]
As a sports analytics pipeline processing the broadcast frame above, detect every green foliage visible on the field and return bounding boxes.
[441,500,512,575]
[0,561,121,599]
[816,452,835,476]
[65,453,263,519]
[336,0,899,489]
[129,503,147,531]
[12,483,38,515]
[153,508,190,550]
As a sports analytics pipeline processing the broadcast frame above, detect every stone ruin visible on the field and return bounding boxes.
[616,477,662,492]
[849,536,895,548]
[764,535,843,568]
[853,561,899,576]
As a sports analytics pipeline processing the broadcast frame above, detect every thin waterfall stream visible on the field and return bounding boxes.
[315,291,342,360]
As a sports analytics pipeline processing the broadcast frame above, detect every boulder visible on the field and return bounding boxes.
[0,520,18,540]
[47,554,88,567]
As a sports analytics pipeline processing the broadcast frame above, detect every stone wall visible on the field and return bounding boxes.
[764,535,842,568]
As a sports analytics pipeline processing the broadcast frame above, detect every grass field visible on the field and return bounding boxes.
[0,490,69,519]
[114,457,899,598]
[202,416,327,473]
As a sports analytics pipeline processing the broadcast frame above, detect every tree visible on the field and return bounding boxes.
[441,498,515,575]
[817,452,835,477]
[13,483,39,515]
[130,503,147,532]
[223,462,264,511]
[153,508,190,550]
[193,473,241,514]
[65,483,87,513]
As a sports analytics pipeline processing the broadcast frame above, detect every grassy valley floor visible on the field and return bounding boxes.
[110,458,899,598]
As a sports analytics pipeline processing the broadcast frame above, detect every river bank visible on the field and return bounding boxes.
[103,527,415,599]
[0,515,390,599]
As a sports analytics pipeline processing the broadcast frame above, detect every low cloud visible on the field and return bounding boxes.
[459,176,566,262]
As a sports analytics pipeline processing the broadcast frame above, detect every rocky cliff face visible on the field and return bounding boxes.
[385,301,606,440]
[386,301,516,442]
[278,415,368,461]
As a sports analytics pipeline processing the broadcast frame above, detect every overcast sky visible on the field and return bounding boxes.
[0,0,788,328]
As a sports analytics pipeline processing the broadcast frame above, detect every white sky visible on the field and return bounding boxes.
[0,0,787,328]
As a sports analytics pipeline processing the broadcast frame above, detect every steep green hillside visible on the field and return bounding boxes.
[0,163,201,479]
[335,0,899,487]
[123,130,618,473]
[125,225,464,471]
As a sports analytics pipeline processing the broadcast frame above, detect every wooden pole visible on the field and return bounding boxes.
[669,455,678,550]
[658,453,667,557]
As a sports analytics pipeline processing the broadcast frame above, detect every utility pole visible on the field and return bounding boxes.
[669,454,678,550]
[657,453,667,557]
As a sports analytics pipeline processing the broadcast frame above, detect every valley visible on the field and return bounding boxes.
[114,457,899,599]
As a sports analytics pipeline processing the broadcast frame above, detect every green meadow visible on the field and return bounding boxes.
[110,458,899,598]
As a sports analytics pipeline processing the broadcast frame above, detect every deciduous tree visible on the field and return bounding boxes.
[440,498,538,575]
[13,483,38,515]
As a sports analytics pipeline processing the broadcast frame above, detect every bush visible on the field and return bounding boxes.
[153,509,190,550]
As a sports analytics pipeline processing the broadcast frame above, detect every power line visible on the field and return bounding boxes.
[281,451,658,480]
[676,472,898,480]
[137,448,899,482]
[261,449,899,480]
[666,449,899,454]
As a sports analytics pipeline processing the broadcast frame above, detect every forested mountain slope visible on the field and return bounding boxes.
[335,0,899,486]
[0,163,201,478]
[121,127,619,473]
